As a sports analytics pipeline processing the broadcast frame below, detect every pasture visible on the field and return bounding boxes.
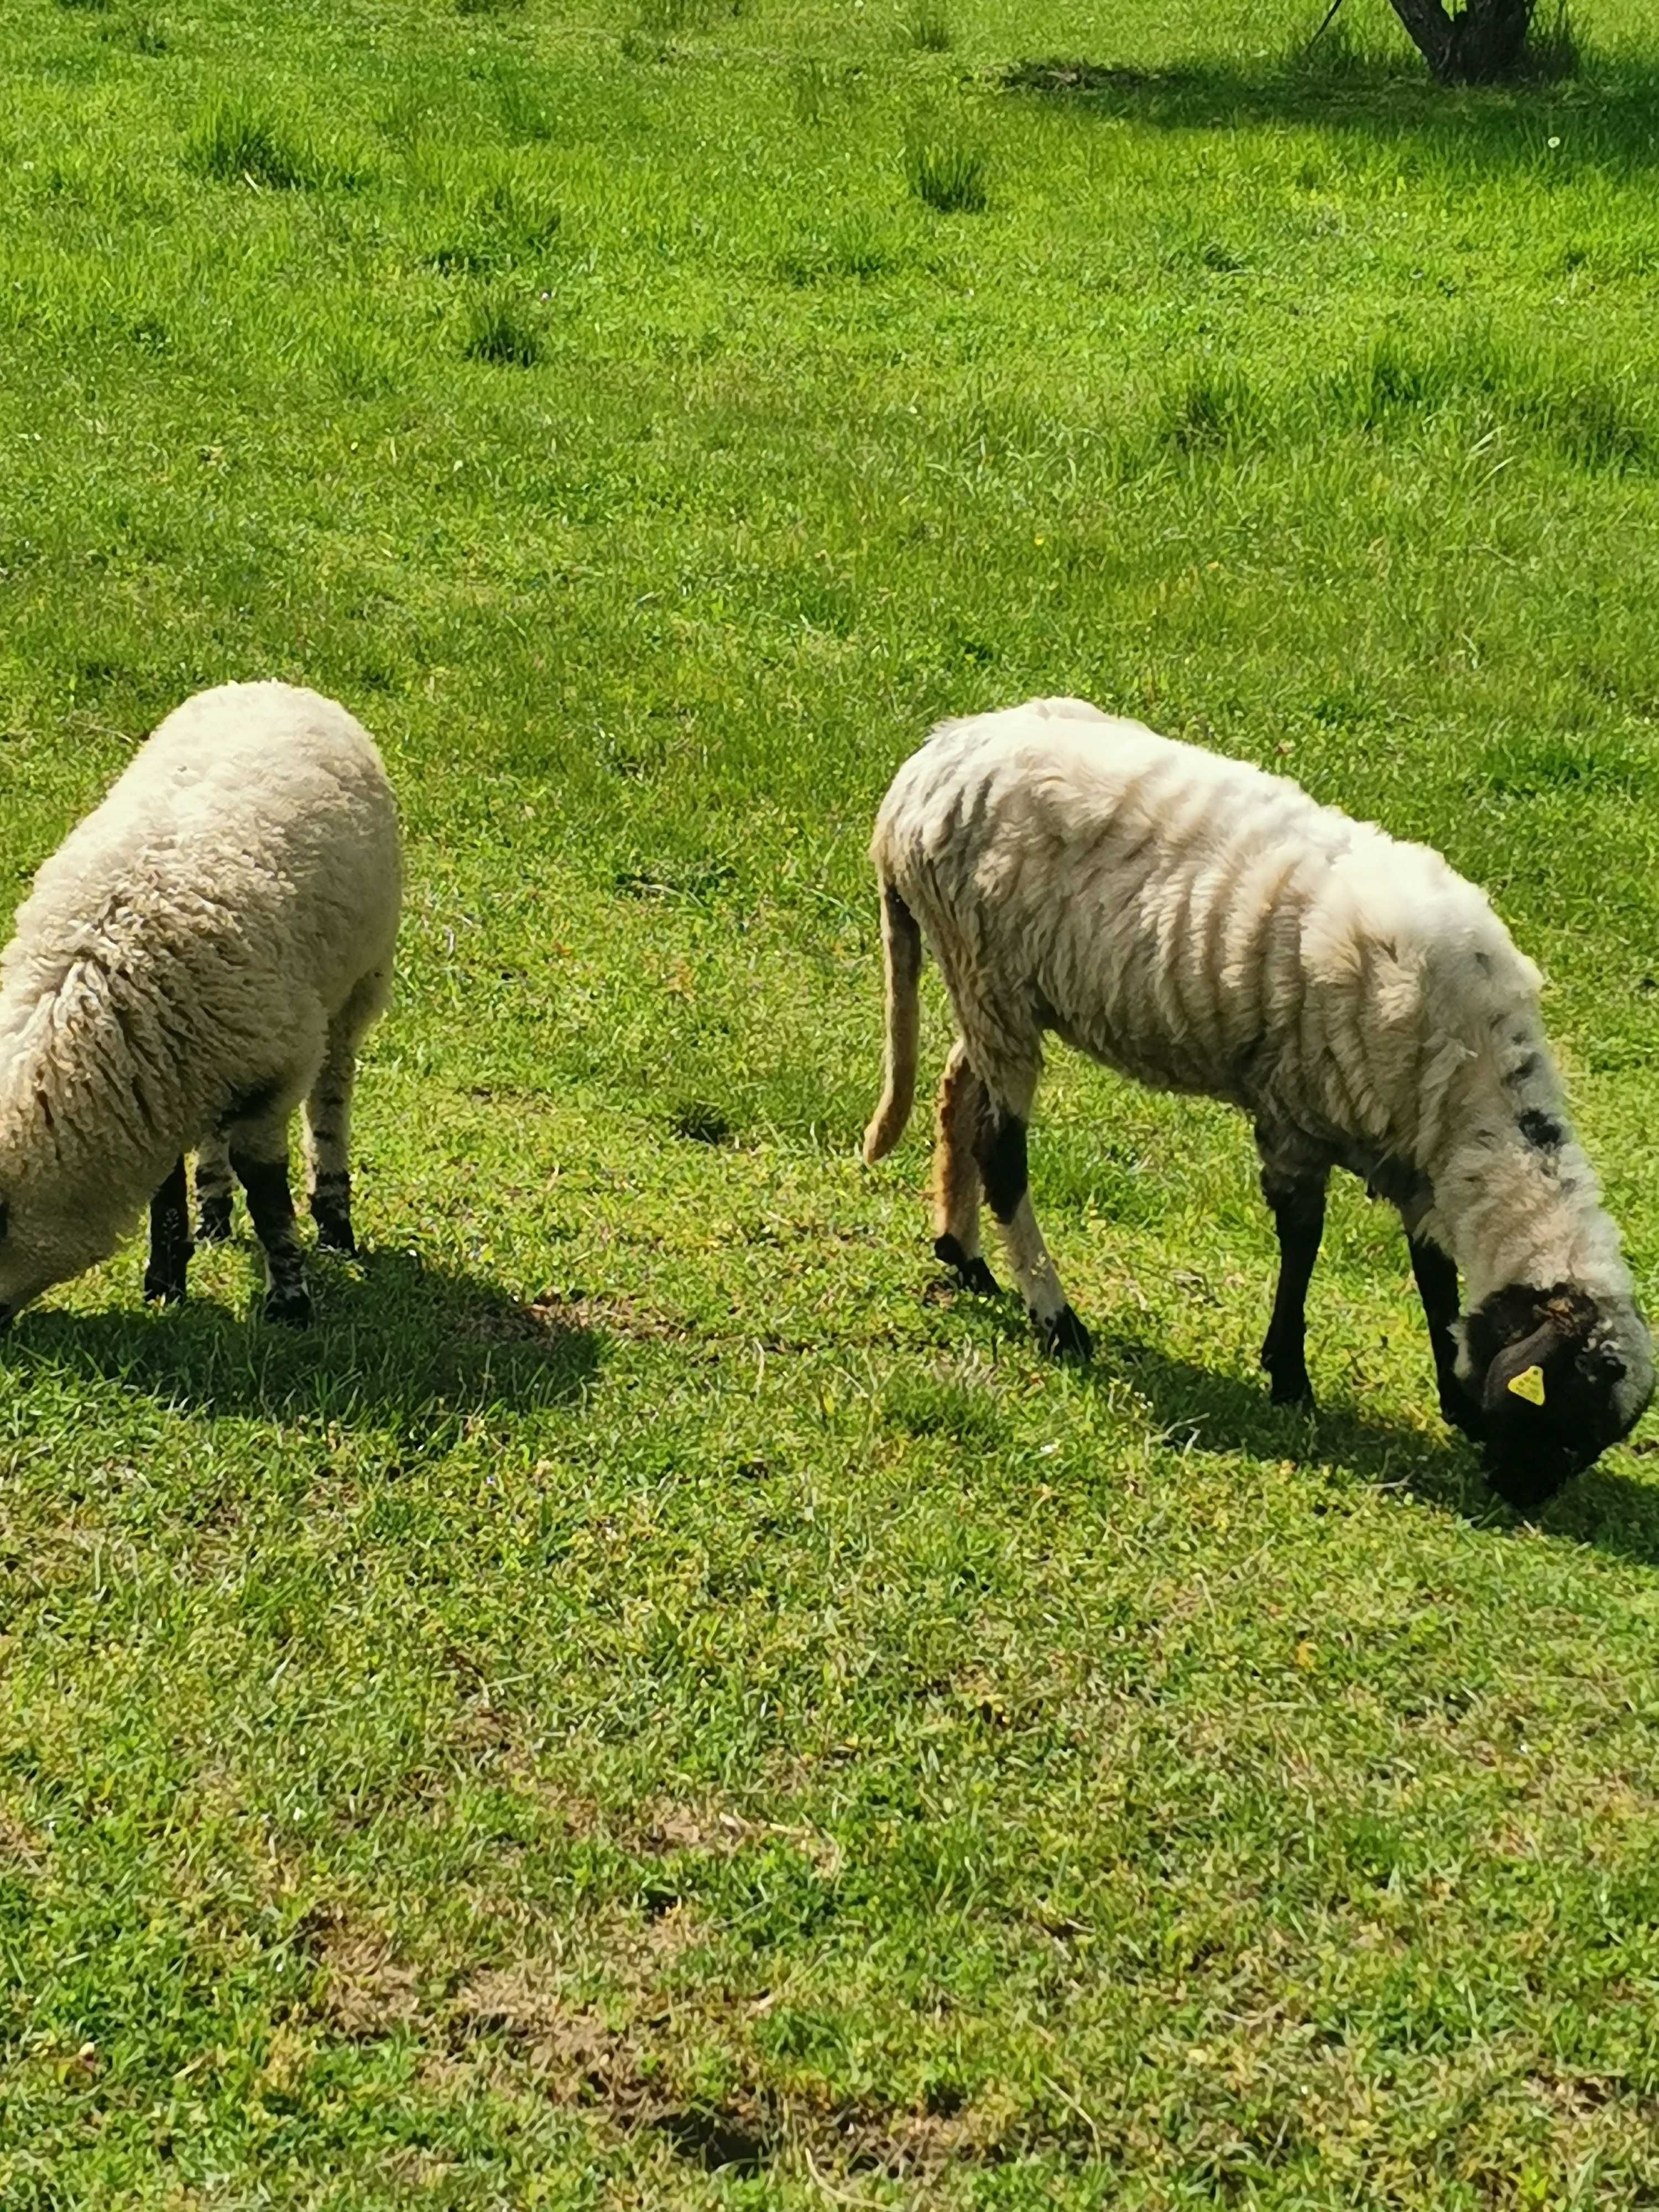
[3,0,1659,2201]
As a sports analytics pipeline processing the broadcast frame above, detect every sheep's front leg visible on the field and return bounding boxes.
[1406,1232,1483,1441]
[930,1042,998,1295]
[229,1137,311,1328]
[974,1103,1092,1360]
[143,1156,192,1305]
[1258,1170,1327,1405]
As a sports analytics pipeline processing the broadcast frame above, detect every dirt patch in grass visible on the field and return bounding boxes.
[456,1287,686,1348]
[444,1957,775,2168]
[427,1886,984,2180]
[629,1796,847,1880]
[295,1905,424,2038]
[289,1876,1001,2185]
[634,1799,754,1855]
[450,1963,578,2047]
[0,1806,46,1868]
[997,56,1157,95]
[441,1981,982,2180]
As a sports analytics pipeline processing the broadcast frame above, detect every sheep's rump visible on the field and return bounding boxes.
[870,698,1532,1157]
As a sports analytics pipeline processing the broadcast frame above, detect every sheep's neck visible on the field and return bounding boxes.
[1428,1124,1627,1310]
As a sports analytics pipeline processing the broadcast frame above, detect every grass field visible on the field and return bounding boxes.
[3,0,1659,2202]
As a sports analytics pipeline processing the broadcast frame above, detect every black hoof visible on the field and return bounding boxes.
[312,1206,356,1257]
[197,1198,233,1244]
[1036,1305,1093,1361]
[933,1234,998,1295]
[143,1271,187,1307]
[263,1285,313,1329]
[1265,1354,1318,1407]
[1261,1338,1314,1406]
[1484,1464,1571,1517]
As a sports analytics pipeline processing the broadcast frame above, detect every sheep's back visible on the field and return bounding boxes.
[3,682,400,1029]
[874,701,1510,1141]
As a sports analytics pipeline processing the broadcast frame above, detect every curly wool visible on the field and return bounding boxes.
[867,696,1637,1322]
[0,680,400,1314]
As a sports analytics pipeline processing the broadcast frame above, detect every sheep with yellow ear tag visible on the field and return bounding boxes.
[864,696,1652,1512]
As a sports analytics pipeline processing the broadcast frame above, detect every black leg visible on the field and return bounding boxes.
[195,1149,234,1243]
[304,1023,360,1255]
[976,1107,1027,1226]
[1407,1233,1483,1441]
[144,1156,192,1305]
[1259,1176,1327,1405]
[229,1148,311,1327]
[972,1105,1092,1360]
[310,1166,355,1256]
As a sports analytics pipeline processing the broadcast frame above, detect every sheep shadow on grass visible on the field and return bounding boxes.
[8,1245,603,1441]
[1090,1331,1659,1565]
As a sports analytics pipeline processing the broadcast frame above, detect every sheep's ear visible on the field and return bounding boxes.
[1482,1316,1567,1415]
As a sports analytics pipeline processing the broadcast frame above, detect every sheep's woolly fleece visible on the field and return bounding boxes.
[0,680,399,1315]
[867,696,1640,1331]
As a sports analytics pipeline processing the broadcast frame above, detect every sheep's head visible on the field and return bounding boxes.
[0,1194,34,1329]
[1460,1282,1654,1511]
[0,1190,116,1329]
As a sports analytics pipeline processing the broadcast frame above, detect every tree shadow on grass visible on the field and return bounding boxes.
[996,55,1659,174]
[9,1246,603,1442]
[1091,1332,1659,1565]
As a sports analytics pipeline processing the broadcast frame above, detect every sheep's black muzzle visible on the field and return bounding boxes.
[1483,1438,1592,1516]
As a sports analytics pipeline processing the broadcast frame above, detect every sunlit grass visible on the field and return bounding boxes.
[2,0,1658,2202]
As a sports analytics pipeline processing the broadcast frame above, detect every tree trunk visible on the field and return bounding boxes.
[1386,0,1536,84]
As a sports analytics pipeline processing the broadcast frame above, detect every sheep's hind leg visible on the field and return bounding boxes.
[144,1156,193,1305]
[194,1138,234,1243]
[1258,1166,1327,1406]
[931,1042,998,1295]
[228,1124,311,1327]
[305,1019,361,1256]
[973,1098,1091,1360]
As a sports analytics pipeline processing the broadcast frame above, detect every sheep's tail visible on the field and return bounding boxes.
[862,878,924,1162]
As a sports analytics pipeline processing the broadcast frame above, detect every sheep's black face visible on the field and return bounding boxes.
[1462,1283,1653,1512]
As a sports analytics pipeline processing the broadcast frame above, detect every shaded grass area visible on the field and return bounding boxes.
[995,46,1659,161]
[2,0,1659,2203]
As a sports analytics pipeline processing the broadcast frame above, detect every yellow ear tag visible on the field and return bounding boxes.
[1507,1364,1546,1406]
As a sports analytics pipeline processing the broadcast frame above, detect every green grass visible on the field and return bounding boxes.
[906,7,956,55]
[905,123,990,212]
[461,288,545,367]
[3,0,1659,2202]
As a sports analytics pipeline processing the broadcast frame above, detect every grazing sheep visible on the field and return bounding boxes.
[0,680,400,1328]
[863,697,1652,1509]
